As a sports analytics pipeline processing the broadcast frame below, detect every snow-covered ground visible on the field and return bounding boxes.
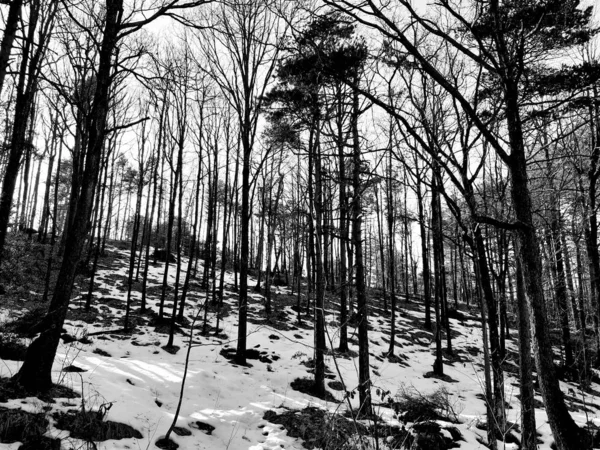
[1,245,599,449]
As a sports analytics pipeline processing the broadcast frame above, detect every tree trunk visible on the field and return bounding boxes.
[516,253,537,450]
[386,151,396,356]
[352,84,372,416]
[13,0,121,392]
[0,0,42,265]
[0,0,23,98]
[416,174,432,329]
[431,166,444,376]
[506,86,586,448]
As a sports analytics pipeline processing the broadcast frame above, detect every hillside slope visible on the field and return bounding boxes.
[0,245,599,449]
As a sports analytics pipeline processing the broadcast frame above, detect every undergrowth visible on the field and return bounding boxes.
[0,407,60,449]
[54,406,142,442]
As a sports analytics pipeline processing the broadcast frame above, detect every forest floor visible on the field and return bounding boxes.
[0,241,600,449]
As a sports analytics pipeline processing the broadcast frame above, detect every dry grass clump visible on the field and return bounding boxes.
[54,406,142,442]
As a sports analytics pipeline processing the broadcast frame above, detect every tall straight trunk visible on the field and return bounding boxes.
[39,121,59,242]
[20,130,34,225]
[120,184,132,241]
[374,185,387,311]
[575,231,588,333]
[459,241,470,307]
[154,150,165,262]
[452,238,458,308]
[217,140,233,305]
[85,154,105,267]
[210,184,219,304]
[431,168,444,376]
[545,225,574,370]
[125,141,146,330]
[295,157,303,324]
[179,161,202,321]
[233,171,239,292]
[254,184,266,290]
[403,177,410,300]
[101,155,116,253]
[352,85,372,416]
[473,227,505,438]
[29,151,43,229]
[42,137,63,303]
[167,142,184,347]
[235,75,254,364]
[322,178,331,293]
[516,253,537,450]
[264,174,283,314]
[202,145,216,289]
[474,248,497,450]
[219,140,238,302]
[140,153,159,300]
[497,232,509,346]
[543,134,574,370]
[336,89,349,351]
[587,88,600,344]
[85,151,110,310]
[159,148,179,319]
[562,231,580,330]
[386,151,396,356]
[440,242,452,353]
[307,113,326,397]
[416,175,431,329]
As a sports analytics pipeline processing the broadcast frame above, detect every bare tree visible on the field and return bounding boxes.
[196,0,282,364]
[13,0,212,393]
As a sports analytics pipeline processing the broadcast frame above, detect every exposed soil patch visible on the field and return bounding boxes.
[190,420,215,434]
[290,378,338,402]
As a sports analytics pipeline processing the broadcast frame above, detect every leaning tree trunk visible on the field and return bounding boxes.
[506,87,587,449]
[13,0,121,392]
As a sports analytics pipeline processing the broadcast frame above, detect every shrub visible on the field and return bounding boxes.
[0,234,45,287]
[391,386,461,423]
[5,306,47,337]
